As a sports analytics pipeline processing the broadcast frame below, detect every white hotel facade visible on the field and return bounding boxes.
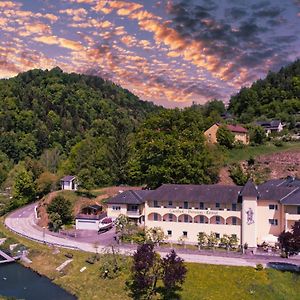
[107,178,300,248]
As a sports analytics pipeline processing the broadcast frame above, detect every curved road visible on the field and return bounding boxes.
[5,203,298,267]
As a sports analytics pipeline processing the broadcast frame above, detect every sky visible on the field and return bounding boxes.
[0,0,300,107]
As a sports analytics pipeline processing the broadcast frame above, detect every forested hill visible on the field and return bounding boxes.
[0,67,161,162]
[228,59,300,123]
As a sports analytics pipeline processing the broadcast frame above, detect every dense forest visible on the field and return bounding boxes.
[0,67,160,162]
[1,59,300,213]
[0,67,225,207]
[228,59,300,123]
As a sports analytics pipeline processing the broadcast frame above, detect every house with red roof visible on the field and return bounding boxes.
[204,123,249,145]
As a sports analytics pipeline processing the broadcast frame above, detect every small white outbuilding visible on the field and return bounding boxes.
[61,175,78,191]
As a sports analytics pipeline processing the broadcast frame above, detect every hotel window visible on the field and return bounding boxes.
[269,204,278,210]
[232,217,237,225]
[216,203,220,209]
[168,201,173,207]
[269,219,278,226]
[128,205,138,211]
[154,200,159,207]
[112,206,121,210]
[154,213,158,221]
[232,203,237,211]
[168,214,173,222]
[297,206,300,214]
[183,231,188,237]
[167,230,172,237]
[216,216,221,224]
[184,215,189,223]
[184,201,189,209]
[200,215,205,223]
[215,233,220,239]
[200,202,204,209]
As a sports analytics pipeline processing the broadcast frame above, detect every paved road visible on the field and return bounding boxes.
[4,204,299,268]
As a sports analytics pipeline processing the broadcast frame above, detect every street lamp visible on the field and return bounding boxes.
[43,226,46,244]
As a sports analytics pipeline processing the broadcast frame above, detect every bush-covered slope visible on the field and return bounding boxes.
[228,59,300,123]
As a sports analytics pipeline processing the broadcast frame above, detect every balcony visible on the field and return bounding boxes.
[127,210,141,218]
[285,213,300,221]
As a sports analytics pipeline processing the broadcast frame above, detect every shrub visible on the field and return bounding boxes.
[99,249,127,279]
[247,156,255,166]
[229,163,249,185]
[234,141,246,149]
[256,264,264,271]
[0,237,18,253]
[65,253,73,259]
[273,140,283,147]
[86,254,100,264]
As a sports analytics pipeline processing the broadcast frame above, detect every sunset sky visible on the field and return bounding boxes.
[0,0,300,107]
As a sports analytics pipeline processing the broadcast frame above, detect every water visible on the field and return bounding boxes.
[0,263,76,300]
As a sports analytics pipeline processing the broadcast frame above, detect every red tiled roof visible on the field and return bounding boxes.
[226,124,248,133]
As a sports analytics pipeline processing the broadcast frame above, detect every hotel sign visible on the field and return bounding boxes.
[168,209,218,215]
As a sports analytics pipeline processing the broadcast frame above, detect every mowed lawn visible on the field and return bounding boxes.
[1,221,300,300]
[182,263,300,300]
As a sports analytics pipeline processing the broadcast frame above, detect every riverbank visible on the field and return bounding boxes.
[1,218,300,300]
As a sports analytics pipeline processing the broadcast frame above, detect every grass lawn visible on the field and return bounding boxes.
[183,263,300,300]
[225,142,300,164]
[1,220,300,300]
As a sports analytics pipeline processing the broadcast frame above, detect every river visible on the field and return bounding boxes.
[0,263,76,300]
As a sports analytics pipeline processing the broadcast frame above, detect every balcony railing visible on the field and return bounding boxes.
[127,210,141,217]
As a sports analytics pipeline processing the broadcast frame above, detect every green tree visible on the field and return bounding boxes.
[12,169,36,208]
[203,99,226,117]
[115,214,130,236]
[128,109,222,188]
[145,227,166,245]
[229,235,239,249]
[47,195,72,225]
[197,232,208,249]
[216,125,235,149]
[220,234,231,250]
[48,212,62,232]
[0,151,13,187]
[249,126,266,145]
[99,248,126,279]
[207,232,219,249]
[39,148,61,173]
[36,172,58,197]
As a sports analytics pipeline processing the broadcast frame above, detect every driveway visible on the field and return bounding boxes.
[4,204,300,268]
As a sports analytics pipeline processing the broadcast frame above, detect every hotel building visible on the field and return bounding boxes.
[106,178,300,248]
